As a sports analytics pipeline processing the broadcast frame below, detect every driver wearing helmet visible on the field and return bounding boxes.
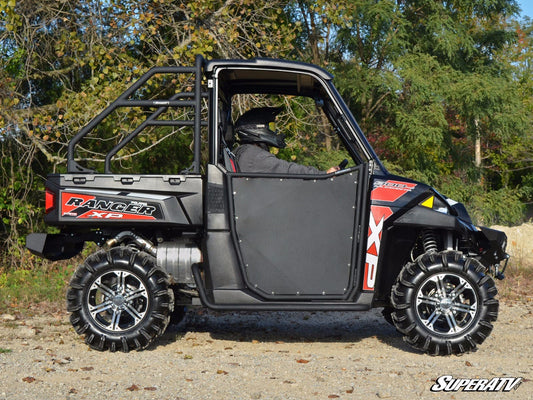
[233,107,340,174]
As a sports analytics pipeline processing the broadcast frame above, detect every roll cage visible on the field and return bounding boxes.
[65,55,385,176]
[206,57,384,172]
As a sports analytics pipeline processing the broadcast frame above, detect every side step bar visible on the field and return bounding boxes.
[191,264,371,312]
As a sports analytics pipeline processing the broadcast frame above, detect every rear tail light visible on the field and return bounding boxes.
[45,189,56,214]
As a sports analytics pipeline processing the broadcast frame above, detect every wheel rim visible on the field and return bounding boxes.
[87,270,149,332]
[415,272,478,336]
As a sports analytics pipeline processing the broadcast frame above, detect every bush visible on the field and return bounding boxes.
[384,162,527,226]
[0,259,76,312]
[436,177,525,226]
[469,189,526,226]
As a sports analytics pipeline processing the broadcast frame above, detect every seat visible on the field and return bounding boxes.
[223,146,239,172]
[220,120,239,172]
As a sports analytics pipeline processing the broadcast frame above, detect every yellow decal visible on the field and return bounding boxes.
[420,196,434,208]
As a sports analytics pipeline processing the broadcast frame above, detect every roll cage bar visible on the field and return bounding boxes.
[67,55,207,174]
[66,55,384,175]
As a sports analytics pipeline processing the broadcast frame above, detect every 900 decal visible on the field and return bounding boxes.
[61,193,160,220]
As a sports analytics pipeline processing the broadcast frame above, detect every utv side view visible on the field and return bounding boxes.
[26,55,509,355]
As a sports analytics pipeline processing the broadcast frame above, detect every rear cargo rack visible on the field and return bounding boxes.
[67,55,208,174]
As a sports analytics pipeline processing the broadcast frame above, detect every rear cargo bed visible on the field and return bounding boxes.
[44,174,203,228]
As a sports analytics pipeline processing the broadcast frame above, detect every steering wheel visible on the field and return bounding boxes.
[338,159,349,170]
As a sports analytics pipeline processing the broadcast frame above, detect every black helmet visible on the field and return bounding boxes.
[234,107,286,148]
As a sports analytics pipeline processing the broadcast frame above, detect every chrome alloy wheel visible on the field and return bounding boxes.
[87,270,149,332]
[415,272,478,336]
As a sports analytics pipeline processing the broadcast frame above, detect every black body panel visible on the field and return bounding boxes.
[193,264,372,311]
[393,205,463,230]
[26,233,85,261]
[228,166,366,300]
[44,174,203,228]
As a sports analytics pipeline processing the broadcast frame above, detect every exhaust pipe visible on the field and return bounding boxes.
[105,231,157,256]
[106,232,202,284]
[156,240,202,284]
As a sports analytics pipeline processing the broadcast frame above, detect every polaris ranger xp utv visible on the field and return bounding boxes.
[26,55,509,355]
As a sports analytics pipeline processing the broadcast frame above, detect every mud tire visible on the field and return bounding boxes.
[66,247,174,352]
[391,250,498,355]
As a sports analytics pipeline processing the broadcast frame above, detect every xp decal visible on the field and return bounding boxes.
[362,179,416,290]
[61,192,160,220]
[363,205,393,291]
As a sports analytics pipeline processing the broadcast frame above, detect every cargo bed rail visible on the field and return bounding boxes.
[67,55,207,174]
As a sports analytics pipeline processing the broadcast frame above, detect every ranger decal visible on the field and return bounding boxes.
[61,193,159,220]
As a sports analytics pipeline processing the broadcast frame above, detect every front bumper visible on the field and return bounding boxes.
[477,226,509,279]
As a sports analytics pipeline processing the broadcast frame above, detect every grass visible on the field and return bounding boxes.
[0,347,12,354]
[0,258,76,314]
[496,257,533,303]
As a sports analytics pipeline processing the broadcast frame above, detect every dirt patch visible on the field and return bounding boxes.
[492,223,533,268]
[0,301,532,400]
[0,225,531,399]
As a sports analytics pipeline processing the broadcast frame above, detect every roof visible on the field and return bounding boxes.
[205,58,333,96]
[205,57,333,80]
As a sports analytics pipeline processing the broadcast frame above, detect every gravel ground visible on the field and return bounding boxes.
[0,300,531,400]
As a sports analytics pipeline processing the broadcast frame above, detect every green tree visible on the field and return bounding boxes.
[0,0,299,267]
[1,0,532,272]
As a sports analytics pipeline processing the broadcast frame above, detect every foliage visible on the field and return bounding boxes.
[0,0,532,278]
[436,174,525,225]
[0,259,76,311]
[0,135,44,270]
[470,188,526,226]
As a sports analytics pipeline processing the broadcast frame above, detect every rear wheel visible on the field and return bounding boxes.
[391,250,498,355]
[67,247,174,352]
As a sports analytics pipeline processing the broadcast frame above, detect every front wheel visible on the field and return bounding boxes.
[67,247,174,352]
[391,251,498,355]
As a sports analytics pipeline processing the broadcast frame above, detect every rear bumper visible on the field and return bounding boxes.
[26,233,84,261]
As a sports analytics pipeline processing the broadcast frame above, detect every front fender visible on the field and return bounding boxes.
[392,206,509,275]
[393,205,465,231]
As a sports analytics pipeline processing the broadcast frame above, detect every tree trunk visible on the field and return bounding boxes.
[474,119,481,168]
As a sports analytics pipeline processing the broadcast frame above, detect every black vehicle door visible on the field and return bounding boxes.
[228,166,367,300]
